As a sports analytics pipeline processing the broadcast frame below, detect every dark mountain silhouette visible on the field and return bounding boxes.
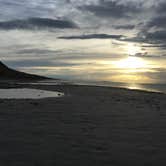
[0,61,49,80]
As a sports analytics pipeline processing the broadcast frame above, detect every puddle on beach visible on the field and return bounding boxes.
[0,88,64,99]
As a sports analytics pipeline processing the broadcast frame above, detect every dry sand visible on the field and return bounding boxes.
[0,83,166,166]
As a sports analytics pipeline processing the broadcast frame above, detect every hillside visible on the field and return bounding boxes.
[0,61,49,80]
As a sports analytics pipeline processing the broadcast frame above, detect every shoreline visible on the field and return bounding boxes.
[0,79,165,95]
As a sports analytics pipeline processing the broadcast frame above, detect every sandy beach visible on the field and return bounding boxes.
[0,82,166,166]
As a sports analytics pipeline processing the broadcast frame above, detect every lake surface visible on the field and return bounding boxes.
[75,80,166,94]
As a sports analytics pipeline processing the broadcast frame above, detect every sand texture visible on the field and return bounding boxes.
[0,84,166,166]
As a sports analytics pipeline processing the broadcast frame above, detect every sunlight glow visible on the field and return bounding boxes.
[113,57,146,69]
[110,75,152,83]
[98,56,151,83]
[127,43,141,56]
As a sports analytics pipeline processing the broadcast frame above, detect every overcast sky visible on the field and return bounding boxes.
[0,0,165,39]
[0,0,166,50]
[0,0,166,83]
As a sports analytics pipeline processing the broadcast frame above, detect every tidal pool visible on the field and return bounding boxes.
[0,88,64,99]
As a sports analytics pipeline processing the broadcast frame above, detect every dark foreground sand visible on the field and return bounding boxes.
[0,83,166,166]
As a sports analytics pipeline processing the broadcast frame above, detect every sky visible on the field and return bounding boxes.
[0,0,166,84]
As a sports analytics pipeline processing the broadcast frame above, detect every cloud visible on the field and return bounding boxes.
[16,48,61,55]
[144,30,166,43]
[142,44,166,49]
[79,0,142,19]
[58,33,124,39]
[141,2,166,31]
[132,1,166,46]
[0,0,165,59]
[5,59,54,68]
[0,18,77,30]
[5,59,84,68]
[123,30,166,46]
[113,24,135,30]
[129,52,149,57]
[147,16,166,29]
[156,1,166,14]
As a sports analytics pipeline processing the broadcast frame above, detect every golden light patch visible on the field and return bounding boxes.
[110,75,153,83]
[127,43,141,56]
[112,57,146,69]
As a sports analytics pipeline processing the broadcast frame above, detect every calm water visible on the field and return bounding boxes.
[74,80,166,94]
[0,88,64,99]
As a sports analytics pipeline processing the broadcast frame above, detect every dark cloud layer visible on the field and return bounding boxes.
[123,30,166,48]
[0,0,166,55]
[0,17,77,30]
[16,49,61,55]
[147,16,166,29]
[113,24,135,30]
[156,1,166,14]
[145,30,166,43]
[79,1,142,18]
[58,33,124,39]
[6,59,83,68]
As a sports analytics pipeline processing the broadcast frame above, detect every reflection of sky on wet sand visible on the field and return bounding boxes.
[0,88,64,99]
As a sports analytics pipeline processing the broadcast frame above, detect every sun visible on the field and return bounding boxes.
[114,57,146,69]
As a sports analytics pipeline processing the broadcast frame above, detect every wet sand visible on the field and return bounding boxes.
[0,83,166,166]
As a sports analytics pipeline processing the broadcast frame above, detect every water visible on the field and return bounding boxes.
[0,88,64,99]
[73,80,166,93]
[20,79,166,94]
